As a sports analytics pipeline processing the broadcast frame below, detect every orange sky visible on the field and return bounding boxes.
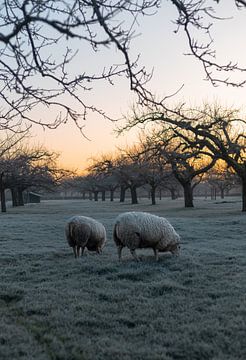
[30,2,246,172]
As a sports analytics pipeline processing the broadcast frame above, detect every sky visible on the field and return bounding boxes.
[30,1,246,172]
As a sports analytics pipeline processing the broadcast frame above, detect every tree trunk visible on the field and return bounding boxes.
[211,187,217,200]
[150,187,156,205]
[204,189,208,199]
[242,177,246,212]
[170,188,177,200]
[101,190,106,201]
[11,188,18,206]
[183,182,194,208]
[17,188,24,206]
[89,191,92,200]
[110,190,114,201]
[159,189,162,200]
[94,191,98,201]
[0,188,6,212]
[130,186,138,204]
[220,187,225,199]
[0,173,6,212]
[120,186,126,202]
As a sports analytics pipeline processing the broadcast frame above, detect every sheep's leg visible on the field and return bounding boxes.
[130,249,140,262]
[153,248,159,262]
[72,246,77,258]
[97,247,102,254]
[117,245,124,261]
[76,246,81,257]
[81,247,85,256]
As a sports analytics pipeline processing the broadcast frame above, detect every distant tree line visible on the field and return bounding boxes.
[65,152,238,208]
[1,103,244,212]
[60,104,242,209]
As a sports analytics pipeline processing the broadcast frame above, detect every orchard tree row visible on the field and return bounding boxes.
[66,104,243,209]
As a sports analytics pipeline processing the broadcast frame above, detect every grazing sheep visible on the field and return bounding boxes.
[113,211,180,261]
[65,216,106,258]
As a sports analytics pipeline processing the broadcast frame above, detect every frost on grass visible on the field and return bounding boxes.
[0,198,245,360]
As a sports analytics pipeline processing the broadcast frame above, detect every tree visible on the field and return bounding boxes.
[87,155,119,201]
[75,173,102,201]
[131,137,171,205]
[0,0,158,132]
[0,131,29,211]
[144,127,216,207]
[113,153,145,204]
[139,155,166,205]
[125,104,246,211]
[169,1,246,88]
[160,170,181,200]
[1,1,246,133]
[205,161,238,199]
[0,142,69,211]
[0,168,6,212]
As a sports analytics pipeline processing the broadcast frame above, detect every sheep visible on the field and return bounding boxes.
[113,211,180,261]
[65,215,107,258]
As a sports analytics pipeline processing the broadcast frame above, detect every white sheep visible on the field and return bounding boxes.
[65,216,107,258]
[113,211,180,261]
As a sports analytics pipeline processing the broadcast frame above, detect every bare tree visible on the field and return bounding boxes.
[128,138,169,205]
[144,127,216,207]
[87,155,119,201]
[0,142,69,211]
[75,173,102,201]
[126,104,246,211]
[0,160,8,212]
[169,1,246,88]
[113,152,145,204]
[160,170,181,200]
[0,0,159,132]
[2,1,246,133]
[139,155,166,205]
[205,161,238,199]
[0,131,30,211]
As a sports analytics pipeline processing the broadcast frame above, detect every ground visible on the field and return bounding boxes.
[0,197,245,360]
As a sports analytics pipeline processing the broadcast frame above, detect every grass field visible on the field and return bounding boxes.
[0,197,245,360]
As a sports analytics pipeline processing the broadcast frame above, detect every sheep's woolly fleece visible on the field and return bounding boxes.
[65,215,106,252]
[113,211,180,258]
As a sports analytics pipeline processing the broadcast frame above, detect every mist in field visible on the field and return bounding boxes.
[0,197,245,359]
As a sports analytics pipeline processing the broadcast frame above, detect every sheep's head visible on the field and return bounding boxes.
[170,242,180,256]
[168,235,181,256]
[171,243,180,256]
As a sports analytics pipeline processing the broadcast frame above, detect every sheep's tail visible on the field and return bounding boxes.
[68,222,75,238]
[67,221,76,246]
[113,222,122,246]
